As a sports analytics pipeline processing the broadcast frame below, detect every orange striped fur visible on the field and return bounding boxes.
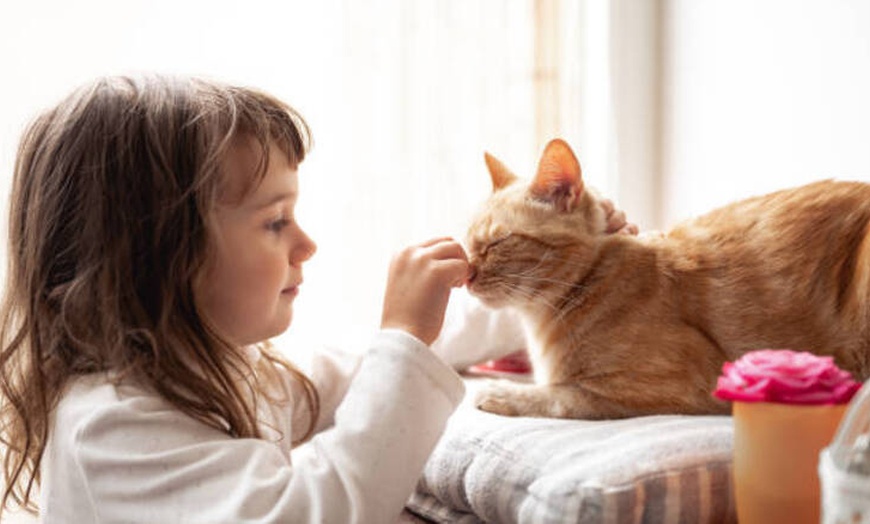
[466,139,870,419]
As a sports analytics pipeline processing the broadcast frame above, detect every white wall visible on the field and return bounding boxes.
[661,0,870,228]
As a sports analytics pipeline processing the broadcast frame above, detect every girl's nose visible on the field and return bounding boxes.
[292,227,317,264]
[299,236,316,262]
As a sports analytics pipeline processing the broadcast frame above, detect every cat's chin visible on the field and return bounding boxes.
[466,290,510,309]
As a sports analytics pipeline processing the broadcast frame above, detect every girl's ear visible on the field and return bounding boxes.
[530,139,584,212]
[484,152,517,191]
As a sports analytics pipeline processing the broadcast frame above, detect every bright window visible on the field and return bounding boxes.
[0,0,632,353]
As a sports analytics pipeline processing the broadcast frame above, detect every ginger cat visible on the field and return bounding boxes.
[466,138,870,419]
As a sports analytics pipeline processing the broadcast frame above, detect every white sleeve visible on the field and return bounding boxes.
[294,345,362,436]
[62,331,464,524]
[431,287,529,370]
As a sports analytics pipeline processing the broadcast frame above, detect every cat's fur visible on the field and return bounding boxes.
[466,138,870,419]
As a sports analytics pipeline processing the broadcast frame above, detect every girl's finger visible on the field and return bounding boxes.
[434,259,472,287]
[423,239,468,262]
[419,236,455,248]
[606,210,627,232]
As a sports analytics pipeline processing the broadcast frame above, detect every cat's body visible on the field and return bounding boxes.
[467,139,870,419]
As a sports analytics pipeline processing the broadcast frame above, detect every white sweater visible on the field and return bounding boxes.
[39,293,526,523]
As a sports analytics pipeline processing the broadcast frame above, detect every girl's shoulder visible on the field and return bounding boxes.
[60,372,163,410]
[57,373,157,425]
[53,373,225,451]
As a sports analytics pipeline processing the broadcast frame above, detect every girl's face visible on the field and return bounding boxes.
[196,138,316,346]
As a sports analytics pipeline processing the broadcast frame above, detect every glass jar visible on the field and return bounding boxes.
[820,379,870,524]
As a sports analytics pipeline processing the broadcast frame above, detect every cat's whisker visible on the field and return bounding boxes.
[488,266,589,318]
[500,272,587,292]
[513,248,598,282]
[521,275,591,326]
[499,282,540,302]
[498,282,563,314]
[528,258,595,272]
[517,249,556,278]
[554,294,586,325]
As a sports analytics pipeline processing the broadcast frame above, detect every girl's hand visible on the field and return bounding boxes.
[600,198,639,235]
[381,238,470,345]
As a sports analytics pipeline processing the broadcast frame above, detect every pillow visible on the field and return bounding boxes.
[407,379,737,523]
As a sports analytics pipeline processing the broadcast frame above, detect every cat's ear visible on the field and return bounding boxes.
[484,152,517,191]
[531,139,584,212]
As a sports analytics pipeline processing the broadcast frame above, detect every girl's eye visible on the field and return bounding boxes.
[267,218,291,233]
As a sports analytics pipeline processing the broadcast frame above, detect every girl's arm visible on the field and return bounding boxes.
[50,333,462,524]
[289,330,463,521]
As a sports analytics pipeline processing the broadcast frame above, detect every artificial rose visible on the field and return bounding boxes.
[713,349,861,405]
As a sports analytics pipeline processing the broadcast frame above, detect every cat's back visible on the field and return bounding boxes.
[672,179,869,238]
[654,180,870,365]
[665,179,870,269]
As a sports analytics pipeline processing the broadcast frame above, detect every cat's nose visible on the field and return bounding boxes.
[467,265,478,284]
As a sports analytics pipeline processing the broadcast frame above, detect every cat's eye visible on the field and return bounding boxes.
[481,232,513,255]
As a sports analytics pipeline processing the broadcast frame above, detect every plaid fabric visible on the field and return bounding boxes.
[406,382,737,524]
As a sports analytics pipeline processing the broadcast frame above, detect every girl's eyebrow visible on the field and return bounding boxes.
[251,191,296,210]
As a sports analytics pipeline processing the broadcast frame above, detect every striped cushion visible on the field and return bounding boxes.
[407,380,737,523]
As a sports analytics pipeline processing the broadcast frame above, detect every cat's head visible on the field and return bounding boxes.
[466,139,609,309]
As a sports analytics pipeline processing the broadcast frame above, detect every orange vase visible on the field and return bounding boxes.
[732,401,847,524]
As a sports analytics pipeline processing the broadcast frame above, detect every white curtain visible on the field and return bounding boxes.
[293,0,645,349]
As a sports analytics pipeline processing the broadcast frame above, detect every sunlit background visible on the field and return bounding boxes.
[1,0,870,518]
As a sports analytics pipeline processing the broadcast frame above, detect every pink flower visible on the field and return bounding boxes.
[713,349,861,405]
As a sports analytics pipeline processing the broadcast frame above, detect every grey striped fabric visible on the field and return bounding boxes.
[407,381,737,524]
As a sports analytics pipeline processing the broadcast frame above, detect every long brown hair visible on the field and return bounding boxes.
[0,75,320,514]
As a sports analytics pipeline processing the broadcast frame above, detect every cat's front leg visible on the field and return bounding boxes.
[474,380,532,417]
[474,381,609,419]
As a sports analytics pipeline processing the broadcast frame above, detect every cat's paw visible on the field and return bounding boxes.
[474,381,524,417]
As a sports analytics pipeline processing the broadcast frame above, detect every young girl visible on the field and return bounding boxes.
[0,74,632,523]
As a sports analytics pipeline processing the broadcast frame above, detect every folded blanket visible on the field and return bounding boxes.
[407,379,736,524]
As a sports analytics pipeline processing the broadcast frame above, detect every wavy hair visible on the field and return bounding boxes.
[0,75,320,513]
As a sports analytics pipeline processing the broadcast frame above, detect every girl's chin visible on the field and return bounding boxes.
[277,312,294,335]
[257,312,294,343]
